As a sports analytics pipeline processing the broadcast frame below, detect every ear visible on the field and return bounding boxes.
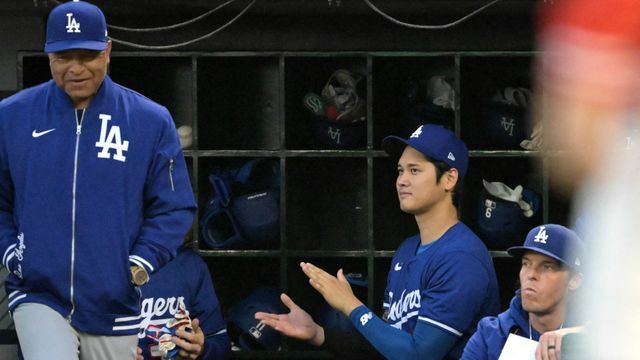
[104,40,112,64]
[568,272,583,291]
[444,168,459,192]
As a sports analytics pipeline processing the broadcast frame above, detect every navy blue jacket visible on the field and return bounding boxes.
[139,247,230,359]
[461,292,581,360]
[0,77,196,335]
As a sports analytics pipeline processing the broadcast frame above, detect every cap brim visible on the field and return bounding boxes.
[45,40,108,53]
[507,246,570,267]
[382,135,410,159]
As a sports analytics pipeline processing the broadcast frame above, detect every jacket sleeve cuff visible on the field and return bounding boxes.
[129,255,154,274]
[2,243,16,270]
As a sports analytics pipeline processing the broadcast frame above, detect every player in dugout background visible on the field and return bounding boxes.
[461,224,586,360]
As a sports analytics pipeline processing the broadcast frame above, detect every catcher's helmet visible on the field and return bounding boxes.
[227,287,286,351]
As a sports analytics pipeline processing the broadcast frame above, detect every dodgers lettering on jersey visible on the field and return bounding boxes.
[383,222,500,345]
[138,296,185,338]
[387,289,421,329]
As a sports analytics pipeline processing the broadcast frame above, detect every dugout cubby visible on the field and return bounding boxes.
[371,55,456,145]
[110,56,193,129]
[196,156,282,251]
[285,157,368,251]
[460,156,543,251]
[204,257,282,322]
[284,56,367,150]
[460,55,534,151]
[197,56,281,151]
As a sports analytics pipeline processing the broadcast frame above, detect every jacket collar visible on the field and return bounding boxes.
[49,75,112,111]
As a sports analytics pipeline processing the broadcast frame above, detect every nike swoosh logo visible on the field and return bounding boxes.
[394,263,402,271]
[32,129,56,138]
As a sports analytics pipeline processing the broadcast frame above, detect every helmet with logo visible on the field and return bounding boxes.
[200,159,280,249]
[227,287,286,351]
[476,179,541,249]
[304,69,367,149]
[482,86,532,149]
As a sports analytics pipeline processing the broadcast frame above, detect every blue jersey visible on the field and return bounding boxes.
[138,247,230,360]
[383,222,500,357]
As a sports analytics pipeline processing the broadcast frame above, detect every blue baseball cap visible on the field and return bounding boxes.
[44,1,109,53]
[382,124,469,178]
[508,224,585,271]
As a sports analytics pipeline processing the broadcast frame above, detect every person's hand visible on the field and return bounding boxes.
[255,293,325,346]
[536,325,586,360]
[173,318,205,359]
[136,346,143,360]
[300,262,363,316]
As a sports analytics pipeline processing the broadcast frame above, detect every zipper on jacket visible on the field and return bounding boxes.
[169,158,175,191]
[67,109,85,322]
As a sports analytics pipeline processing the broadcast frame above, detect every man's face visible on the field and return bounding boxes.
[519,251,572,316]
[48,41,111,109]
[396,146,451,215]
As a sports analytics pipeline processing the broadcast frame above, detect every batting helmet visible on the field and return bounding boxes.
[476,179,541,249]
[227,287,286,351]
[200,159,280,249]
[482,86,532,149]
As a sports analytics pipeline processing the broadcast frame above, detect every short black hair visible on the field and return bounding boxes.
[428,156,462,206]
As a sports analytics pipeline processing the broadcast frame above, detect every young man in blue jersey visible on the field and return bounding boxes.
[136,243,230,360]
[461,224,586,360]
[0,1,195,358]
[256,124,500,359]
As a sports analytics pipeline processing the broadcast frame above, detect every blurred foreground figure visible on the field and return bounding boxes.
[536,0,640,358]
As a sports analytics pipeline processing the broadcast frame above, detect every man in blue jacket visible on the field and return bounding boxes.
[0,1,195,358]
[461,224,586,360]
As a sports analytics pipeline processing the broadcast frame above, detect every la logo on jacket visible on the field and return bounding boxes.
[96,114,129,162]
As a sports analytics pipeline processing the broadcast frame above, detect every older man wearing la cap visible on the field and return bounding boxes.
[0,1,195,359]
[462,224,586,360]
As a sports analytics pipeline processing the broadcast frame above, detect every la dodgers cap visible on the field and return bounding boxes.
[382,124,469,178]
[44,0,108,53]
[508,224,585,271]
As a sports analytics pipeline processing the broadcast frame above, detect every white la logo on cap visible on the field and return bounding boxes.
[66,13,81,33]
[410,125,423,138]
[533,226,548,244]
[448,152,455,161]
